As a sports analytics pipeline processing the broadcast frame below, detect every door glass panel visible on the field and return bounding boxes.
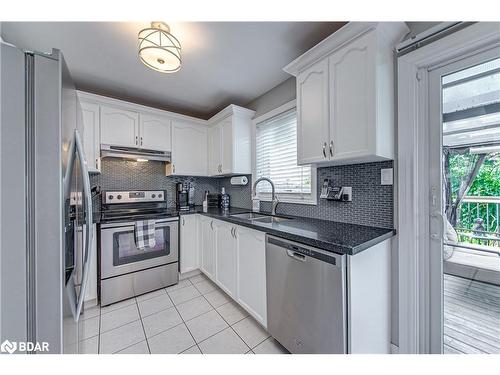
[441,57,500,354]
[113,226,170,266]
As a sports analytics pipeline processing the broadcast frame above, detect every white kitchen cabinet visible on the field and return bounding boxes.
[168,119,208,176]
[207,105,255,176]
[284,22,409,166]
[236,226,267,327]
[200,216,216,280]
[214,220,237,298]
[100,104,140,148]
[208,124,222,175]
[139,113,171,151]
[79,101,101,173]
[296,59,330,164]
[180,215,199,274]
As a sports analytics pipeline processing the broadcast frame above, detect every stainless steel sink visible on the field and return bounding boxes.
[229,212,292,224]
[229,212,269,220]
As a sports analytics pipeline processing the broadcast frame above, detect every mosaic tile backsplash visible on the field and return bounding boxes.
[91,158,393,228]
[260,161,394,229]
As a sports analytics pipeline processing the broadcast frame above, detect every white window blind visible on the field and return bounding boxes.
[255,108,312,197]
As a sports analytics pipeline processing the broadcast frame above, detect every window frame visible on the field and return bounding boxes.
[251,100,317,206]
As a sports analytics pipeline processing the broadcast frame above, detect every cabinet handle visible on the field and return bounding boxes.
[140,137,143,146]
[172,164,175,173]
[95,158,99,169]
[182,218,185,225]
[210,221,214,230]
[329,140,334,157]
[135,136,138,145]
[233,227,237,238]
[322,142,327,158]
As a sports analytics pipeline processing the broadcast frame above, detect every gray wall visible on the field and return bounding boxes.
[246,77,296,117]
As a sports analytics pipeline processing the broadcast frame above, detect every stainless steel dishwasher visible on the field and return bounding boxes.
[266,235,347,354]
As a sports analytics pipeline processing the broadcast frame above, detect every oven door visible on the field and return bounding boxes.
[100,218,179,279]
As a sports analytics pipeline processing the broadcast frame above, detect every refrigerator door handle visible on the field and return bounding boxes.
[74,129,93,321]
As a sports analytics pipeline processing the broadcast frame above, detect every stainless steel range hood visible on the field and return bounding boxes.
[101,144,171,162]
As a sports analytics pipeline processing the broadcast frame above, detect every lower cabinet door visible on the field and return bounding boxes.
[180,215,199,273]
[214,220,237,298]
[200,216,215,280]
[236,226,267,327]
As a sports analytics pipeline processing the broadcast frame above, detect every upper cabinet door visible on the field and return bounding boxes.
[80,101,100,172]
[329,31,376,161]
[296,59,330,165]
[171,120,208,176]
[100,105,139,148]
[208,124,222,176]
[221,118,234,175]
[139,114,171,151]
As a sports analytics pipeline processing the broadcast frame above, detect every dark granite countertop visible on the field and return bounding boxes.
[179,206,395,255]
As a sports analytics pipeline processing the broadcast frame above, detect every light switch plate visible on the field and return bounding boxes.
[381,168,393,185]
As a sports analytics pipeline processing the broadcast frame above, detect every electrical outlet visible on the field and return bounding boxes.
[381,168,393,185]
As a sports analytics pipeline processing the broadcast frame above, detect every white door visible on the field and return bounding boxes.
[100,105,139,148]
[221,118,233,174]
[296,59,330,165]
[200,216,215,280]
[329,31,376,161]
[236,226,267,327]
[139,114,171,151]
[180,215,199,274]
[208,124,222,176]
[214,220,237,298]
[171,120,208,175]
[428,47,500,354]
[80,101,100,172]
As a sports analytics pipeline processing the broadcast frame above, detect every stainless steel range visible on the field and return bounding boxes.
[99,190,179,306]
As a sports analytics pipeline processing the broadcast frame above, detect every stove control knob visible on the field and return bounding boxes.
[108,195,113,200]
[151,194,156,198]
[158,193,163,199]
[117,195,122,200]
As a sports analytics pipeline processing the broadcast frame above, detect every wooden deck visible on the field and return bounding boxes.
[444,274,500,354]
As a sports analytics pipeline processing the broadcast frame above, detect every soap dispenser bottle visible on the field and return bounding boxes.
[221,187,230,209]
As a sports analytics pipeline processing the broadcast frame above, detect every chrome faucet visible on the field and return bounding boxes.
[252,177,279,215]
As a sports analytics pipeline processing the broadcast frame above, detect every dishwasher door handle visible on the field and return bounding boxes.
[286,250,306,261]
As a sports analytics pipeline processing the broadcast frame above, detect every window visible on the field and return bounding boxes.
[255,105,316,204]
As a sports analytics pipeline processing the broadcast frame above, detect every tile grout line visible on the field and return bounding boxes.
[164,286,203,354]
[209,298,251,353]
[135,298,152,354]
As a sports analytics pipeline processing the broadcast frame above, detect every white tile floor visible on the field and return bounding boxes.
[81,273,289,354]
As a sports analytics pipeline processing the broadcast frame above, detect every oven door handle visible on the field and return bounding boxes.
[101,221,175,231]
[74,129,93,321]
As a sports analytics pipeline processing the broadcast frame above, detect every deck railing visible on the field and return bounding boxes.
[456,196,499,247]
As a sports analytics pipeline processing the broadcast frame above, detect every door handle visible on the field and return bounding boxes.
[322,142,327,158]
[431,211,447,241]
[74,129,93,321]
[286,250,306,261]
[329,140,334,157]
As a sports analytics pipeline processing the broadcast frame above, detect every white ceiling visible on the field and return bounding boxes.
[1,22,345,119]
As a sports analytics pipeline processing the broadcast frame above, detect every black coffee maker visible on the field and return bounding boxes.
[176,182,189,210]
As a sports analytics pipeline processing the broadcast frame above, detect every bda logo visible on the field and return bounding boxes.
[1,340,17,354]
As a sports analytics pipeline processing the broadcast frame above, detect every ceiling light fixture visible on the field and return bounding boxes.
[138,22,181,73]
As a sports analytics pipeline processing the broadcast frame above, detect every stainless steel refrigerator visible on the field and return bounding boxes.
[0,43,93,353]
